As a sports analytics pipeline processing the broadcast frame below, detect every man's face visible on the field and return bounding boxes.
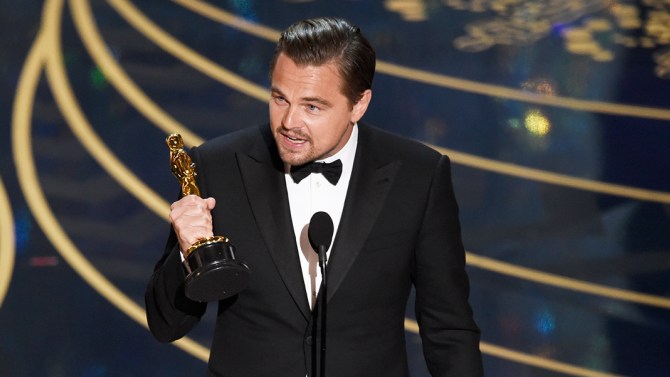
[270,53,371,166]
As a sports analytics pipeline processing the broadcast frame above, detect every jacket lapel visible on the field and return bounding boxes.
[236,124,400,311]
[237,127,312,319]
[326,125,401,302]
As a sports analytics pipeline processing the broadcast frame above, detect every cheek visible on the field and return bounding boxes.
[309,122,333,145]
[318,125,346,152]
[269,105,280,124]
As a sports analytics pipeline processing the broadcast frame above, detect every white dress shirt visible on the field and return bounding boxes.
[285,124,358,309]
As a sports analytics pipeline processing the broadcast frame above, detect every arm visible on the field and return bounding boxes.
[145,145,216,342]
[145,226,207,342]
[414,155,484,376]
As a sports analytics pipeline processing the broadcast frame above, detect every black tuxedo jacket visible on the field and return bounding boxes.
[146,123,483,377]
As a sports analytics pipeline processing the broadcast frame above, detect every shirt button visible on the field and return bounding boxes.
[305,336,313,345]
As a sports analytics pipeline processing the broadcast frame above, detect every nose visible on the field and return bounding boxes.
[282,105,301,130]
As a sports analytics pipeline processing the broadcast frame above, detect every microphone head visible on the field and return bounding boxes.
[308,211,334,252]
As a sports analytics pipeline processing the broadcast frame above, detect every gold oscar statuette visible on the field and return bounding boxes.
[167,134,250,302]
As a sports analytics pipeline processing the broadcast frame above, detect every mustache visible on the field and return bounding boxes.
[277,127,310,141]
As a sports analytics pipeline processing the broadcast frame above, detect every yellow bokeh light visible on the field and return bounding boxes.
[525,110,551,137]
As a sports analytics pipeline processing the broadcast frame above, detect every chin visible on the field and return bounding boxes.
[278,150,311,166]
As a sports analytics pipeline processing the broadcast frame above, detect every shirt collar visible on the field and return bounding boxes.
[319,123,357,169]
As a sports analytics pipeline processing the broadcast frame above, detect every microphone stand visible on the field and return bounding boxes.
[318,245,328,377]
[307,211,333,377]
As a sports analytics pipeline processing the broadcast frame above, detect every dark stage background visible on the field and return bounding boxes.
[1,1,670,376]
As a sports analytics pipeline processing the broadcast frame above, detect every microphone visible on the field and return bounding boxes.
[308,211,334,265]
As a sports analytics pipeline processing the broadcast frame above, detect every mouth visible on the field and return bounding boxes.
[286,135,305,143]
[280,131,309,147]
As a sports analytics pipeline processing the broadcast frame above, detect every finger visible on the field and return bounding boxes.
[170,198,211,222]
[170,194,204,211]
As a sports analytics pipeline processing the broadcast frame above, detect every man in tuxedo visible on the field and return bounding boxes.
[146,17,483,377]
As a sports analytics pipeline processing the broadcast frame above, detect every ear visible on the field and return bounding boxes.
[351,89,372,124]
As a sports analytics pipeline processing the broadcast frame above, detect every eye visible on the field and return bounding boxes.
[272,95,287,105]
[306,104,320,112]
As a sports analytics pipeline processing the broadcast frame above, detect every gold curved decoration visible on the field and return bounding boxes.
[478,339,622,377]
[70,0,201,146]
[70,0,204,150]
[108,0,268,103]
[466,253,670,310]
[45,0,171,220]
[376,60,670,121]
[0,177,16,309]
[12,0,208,361]
[173,0,280,41]
[431,144,670,205]
[174,0,670,122]
[412,318,622,377]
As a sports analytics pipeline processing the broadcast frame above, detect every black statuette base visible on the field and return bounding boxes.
[183,241,250,302]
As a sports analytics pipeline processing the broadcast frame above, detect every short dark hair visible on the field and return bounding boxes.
[270,17,376,106]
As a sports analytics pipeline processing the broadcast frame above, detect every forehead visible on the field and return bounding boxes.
[271,54,343,90]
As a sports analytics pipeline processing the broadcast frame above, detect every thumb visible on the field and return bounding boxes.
[205,197,216,210]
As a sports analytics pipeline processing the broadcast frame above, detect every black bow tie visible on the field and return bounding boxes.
[290,159,343,185]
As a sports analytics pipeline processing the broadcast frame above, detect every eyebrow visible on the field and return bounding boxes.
[271,86,333,108]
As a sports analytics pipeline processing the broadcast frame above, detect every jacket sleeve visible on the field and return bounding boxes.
[414,155,484,376]
[145,226,207,342]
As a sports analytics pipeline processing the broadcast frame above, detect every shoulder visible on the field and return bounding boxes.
[358,122,444,166]
[191,124,270,158]
[199,124,266,150]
